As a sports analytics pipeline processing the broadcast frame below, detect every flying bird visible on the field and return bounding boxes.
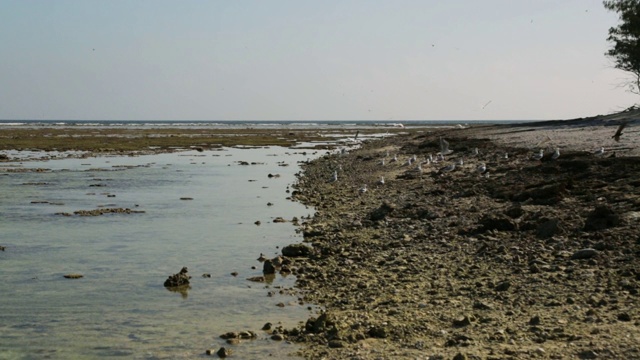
[612,121,629,142]
[439,137,453,155]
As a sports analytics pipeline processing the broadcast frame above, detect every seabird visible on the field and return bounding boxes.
[612,121,629,142]
[439,163,456,173]
[476,163,487,174]
[329,171,338,183]
[594,147,605,156]
[440,137,454,155]
[532,149,544,161]
[551,148,560,160]
[377,176,385,185]
[359,184,368,194]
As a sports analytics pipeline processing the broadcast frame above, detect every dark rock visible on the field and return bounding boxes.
[495,281,511,292]
[584,205,621,231]
[536,218,562,239]
[263,260,276,274]
[453,316,473,327]
[164,267,191,287]
[452,353,467,360]
[368,326,388,338]
[328,340,344,348]
[282,243,312,257]
[216,347,231,358]
[63,273,83,279]
[254,220,261,225]
[305,313,328,334]
[529,315,541,325]
[247,276,265,282]
[273,217,287,223]
[369,202,396,221]
[571,248,598,260]
[618,313,632,322]
[262,322,272,330]
[230,272,238,276]
[271,334,285,341]
[505,204,525,218]
[480,214,517,232]
[0,246,4,251]
[202,273,211,278]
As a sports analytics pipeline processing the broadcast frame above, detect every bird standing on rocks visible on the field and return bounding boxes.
[329,171,338,183]
[551,148,560,160]
[377,176,385,185]
[594,147,605,156]
[476,163,487,174]
[359,184,368,194]
[532,149,544,161]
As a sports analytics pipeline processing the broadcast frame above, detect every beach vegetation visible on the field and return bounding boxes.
[605,0,640,95]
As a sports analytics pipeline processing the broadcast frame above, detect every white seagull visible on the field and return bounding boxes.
[377,176,385,185]
[551,148,560,160]
[440,137,454,155]
[329,171,338,183]
[594,147,605,156]
[439,163,456,173]
[359,184,368,194]
[532,149,544,161]
[476,163,487,174]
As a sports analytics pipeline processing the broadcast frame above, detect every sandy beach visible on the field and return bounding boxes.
[284,111,640,359]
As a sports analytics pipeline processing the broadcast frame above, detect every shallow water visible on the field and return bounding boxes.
[0,147,321,359]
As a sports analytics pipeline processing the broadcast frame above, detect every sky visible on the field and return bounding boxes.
[0,0,637,121]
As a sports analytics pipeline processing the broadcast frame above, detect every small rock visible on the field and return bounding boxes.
[282,243,312,257]
[226,338,240,345]
[328,340,344,348]
[263,260,276,274]
[529,315,541,326]
[230,272,238,276]
[273,217,287,223]
[63,273,83,279]
[618,313,632,322]
[262,322,272,331]
[452,353,467,360]
[453,316,473,327]
[202,273,211,278]
[180,197,194,201]
[495,281,511,292]
[163,267,191,288]
[216,347,231,358]
[254,220,261,226]
[271,334,285,341]
[571,248,598,260]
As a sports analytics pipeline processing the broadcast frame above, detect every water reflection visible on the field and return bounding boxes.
[165,285,191,299]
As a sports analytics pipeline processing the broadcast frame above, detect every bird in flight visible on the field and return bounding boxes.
[612,121,629,142]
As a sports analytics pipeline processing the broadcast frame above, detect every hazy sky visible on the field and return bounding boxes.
[0,0,637,121]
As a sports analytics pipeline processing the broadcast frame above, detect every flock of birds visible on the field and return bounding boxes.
[327,120,632,194]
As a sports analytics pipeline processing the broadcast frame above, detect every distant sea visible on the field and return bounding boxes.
[0,119,534,129]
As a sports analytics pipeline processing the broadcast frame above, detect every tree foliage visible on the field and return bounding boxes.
[604,0,640,94]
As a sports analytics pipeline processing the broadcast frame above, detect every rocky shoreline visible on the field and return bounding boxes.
[284,122,640,359]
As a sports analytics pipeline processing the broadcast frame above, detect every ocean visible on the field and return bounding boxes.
[0,146,321,359]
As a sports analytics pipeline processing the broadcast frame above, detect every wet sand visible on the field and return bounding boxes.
[286,112,640,359]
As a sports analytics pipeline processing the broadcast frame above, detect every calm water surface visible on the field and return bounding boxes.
[0,147,322,359]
